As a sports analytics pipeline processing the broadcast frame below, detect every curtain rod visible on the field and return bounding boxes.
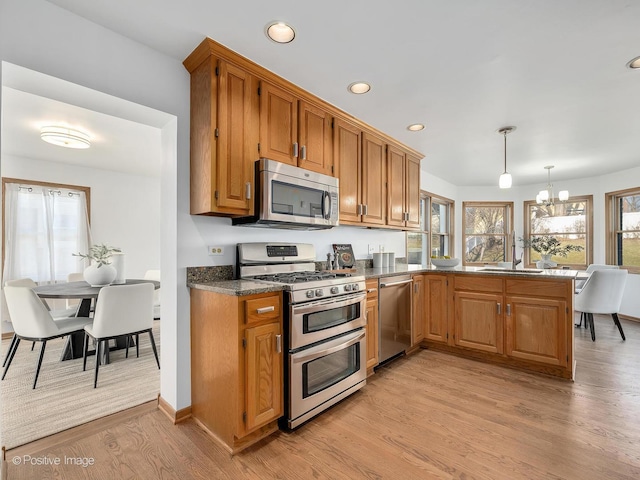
[18,185,80,197]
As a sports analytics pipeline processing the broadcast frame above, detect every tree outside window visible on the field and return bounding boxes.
[407,192,453,265]
[463,202,513,265]
[606,188,640,273]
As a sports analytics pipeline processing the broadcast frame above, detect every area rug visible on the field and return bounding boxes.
[0,323,160,449]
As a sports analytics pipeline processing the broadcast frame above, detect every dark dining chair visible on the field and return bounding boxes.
[574,269,628,341]
[82,283,159,388]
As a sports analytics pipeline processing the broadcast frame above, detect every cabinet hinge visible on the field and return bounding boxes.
[214,128,219,138]
[242,338,246,348]
[214,190,219,200]
[242,412,246,423]
[331,165,334,174]
[257,86,261,96]
[215,66,219,76]
[257,143,261,152]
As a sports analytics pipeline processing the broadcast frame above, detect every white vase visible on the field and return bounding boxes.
[537,254,557,269]
[110,253,126,284]
[83,263,117,287]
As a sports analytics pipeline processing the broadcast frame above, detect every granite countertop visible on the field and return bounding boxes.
[187,264,580,296]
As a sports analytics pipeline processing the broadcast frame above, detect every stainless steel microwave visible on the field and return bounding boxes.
[232,159,339,230]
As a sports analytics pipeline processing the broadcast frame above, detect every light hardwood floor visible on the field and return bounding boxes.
[5,314,640,479]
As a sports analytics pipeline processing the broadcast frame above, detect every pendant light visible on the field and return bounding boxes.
[497,126,515,188]
[536,165,569,206]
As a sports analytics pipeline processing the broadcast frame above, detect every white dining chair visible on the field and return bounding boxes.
[144,269,161,319]
[575,264,620,327]
[574,269,628,342]
[2,278,80,367]
[82,283,159,388]
[2,285,93,388]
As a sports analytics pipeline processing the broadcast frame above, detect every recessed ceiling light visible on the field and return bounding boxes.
[626,55,640,69]
[266,22,296,43]
[40,126,91,149]
[407,124,425,131]
[348,82,371,94]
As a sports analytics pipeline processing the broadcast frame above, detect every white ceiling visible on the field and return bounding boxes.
[12,1,640,186]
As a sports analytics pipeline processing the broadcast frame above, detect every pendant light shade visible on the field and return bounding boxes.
[497,126,515,189]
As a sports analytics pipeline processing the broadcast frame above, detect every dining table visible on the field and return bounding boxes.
[34,279,160,362]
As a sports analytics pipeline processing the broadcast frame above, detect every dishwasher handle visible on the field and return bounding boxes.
[379,279,413,288]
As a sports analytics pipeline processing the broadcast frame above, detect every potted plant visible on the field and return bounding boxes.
[519,235,583,268]
[73,243,121,286]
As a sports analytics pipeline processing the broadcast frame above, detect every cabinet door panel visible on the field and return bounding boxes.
[454,292,503,354]
[506,296,567,366]
[412,275,424,345]
[386,145,406,227]
[365,298,379,370]
[217,62,258,212]
[259,82,297,165]
[361,132,386,225]
[245,322,283,432]
[334,118,362,223]
[425,275,448,344]
[405,154,422,229]
[298,101,333,175]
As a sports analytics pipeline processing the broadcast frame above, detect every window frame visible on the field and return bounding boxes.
[606,187,640,274]
[406,190,454,266]
[523,195,592,269]
[462,201,514,267]
[2,177,92,277]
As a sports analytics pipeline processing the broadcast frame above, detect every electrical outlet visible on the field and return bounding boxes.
[368,244,376,254]
[208,246,224,256]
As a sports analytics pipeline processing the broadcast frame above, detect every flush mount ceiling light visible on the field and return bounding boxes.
[40,126,91,149]
[347,82,371,94]
[265,22,296,43]
[407,124,425,131]
[497,126,516,189]
[536,165,569,206]
[626,55,640,69]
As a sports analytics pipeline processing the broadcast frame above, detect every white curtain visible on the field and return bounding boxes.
[2,183,92,321]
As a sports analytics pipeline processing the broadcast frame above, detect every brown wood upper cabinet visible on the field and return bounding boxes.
[187,56,259,216]
[335,121,386,226]
[387,145,421,230]
[259,81,333,176]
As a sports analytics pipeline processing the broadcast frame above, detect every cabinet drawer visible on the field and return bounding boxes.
[505,279,570,298]
[245,295,281,324]
[365,279,378,299]
[454,275,502,293]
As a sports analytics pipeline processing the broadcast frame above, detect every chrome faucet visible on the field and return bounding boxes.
[511,233,522,270]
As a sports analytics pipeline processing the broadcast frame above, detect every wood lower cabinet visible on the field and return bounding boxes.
[411,275,424,346]
[420,272,574,379]
[424,274,449,344]
[453,291,503,354]
[190,289,283,453]
[365,279,379,374]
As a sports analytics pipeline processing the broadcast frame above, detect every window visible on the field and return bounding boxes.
[2,178,92,284]
[463,202,513,266]
[606,187,640,273]
[407,192,453,265]
[524,196,592,269]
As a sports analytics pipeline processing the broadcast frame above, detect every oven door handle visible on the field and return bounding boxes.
[292,292,366,315]
[293,329,365,364]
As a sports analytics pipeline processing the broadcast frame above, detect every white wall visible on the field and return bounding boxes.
[1,154,161,277]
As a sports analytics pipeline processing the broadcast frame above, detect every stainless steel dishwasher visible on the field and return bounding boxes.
[378,274,413,364]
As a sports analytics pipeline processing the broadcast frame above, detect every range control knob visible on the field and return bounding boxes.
[330,287,339,294]
[315,289,324,297]
[352,283,360,291]
[344,284,353,292]
[306,290,315,298]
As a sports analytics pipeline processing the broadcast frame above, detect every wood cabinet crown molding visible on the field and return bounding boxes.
[184,37,424,160]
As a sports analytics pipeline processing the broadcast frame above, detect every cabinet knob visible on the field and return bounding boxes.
[497,303,502,315]
[301,145,307,160]
[506,304,511,316]
[363,204,369,216]
[357,204,363,216]
[256,306,275,314]
[293,142,299,158]
[275,334,282,353]
[245,182,251,200]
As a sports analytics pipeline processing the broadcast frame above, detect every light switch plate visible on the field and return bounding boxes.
[208,246,224,256]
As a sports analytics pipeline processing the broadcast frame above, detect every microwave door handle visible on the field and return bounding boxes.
[293,329,365,364]
[323,191,331,220]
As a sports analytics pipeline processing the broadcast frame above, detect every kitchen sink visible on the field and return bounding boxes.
[479,267,543,273]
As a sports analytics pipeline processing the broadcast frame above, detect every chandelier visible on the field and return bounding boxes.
[536,165,569,206]
[497,126,515,189]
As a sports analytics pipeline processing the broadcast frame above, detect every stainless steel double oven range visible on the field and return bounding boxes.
[237,242,367,429]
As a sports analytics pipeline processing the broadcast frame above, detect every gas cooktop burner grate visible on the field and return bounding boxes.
[252,271,352,284]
